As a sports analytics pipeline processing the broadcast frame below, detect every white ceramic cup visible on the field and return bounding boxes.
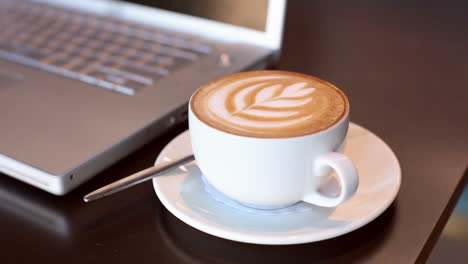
[188,100,358,209]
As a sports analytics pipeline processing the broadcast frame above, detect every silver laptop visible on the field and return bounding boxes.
[0,0,287,195]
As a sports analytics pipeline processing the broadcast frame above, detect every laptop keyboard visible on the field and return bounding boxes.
[0,1,212,95]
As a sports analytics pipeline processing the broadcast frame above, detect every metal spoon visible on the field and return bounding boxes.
[83,155,195,202]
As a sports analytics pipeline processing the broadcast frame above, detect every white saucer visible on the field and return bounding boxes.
[152,123,401,245]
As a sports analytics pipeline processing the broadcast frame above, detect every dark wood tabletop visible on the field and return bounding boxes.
[1,1,468,263]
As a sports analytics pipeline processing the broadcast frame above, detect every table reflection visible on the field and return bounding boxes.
[155,195,398,264]
[0,174,149,241]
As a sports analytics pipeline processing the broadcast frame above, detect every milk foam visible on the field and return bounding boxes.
[191,71,348,138]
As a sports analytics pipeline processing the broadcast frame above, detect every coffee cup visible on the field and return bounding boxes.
[189,71,358,209]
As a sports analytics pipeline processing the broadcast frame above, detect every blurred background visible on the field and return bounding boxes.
[428,187,468,263]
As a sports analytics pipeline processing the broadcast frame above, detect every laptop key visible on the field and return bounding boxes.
[95,65,153,86]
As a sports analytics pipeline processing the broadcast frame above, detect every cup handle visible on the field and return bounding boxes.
[303,152,359,207]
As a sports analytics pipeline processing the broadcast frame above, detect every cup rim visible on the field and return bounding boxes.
[189,70,350,141]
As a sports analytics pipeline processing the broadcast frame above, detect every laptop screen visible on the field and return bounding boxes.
[120,0,269,32]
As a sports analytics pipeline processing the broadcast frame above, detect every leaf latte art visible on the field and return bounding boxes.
[191,71,349,138]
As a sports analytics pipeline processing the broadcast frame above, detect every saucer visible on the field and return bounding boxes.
[152,123,401,245]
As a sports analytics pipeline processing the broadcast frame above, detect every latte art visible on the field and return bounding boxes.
[191,71,348,138]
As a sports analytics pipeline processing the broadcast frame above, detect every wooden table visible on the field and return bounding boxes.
[1,1,467,263]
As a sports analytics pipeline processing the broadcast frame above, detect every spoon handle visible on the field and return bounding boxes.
[83,155,195,202]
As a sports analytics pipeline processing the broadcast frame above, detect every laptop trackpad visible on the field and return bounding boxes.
[0,70,23,90]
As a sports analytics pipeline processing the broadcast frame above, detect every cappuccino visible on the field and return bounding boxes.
[190,71,348,138]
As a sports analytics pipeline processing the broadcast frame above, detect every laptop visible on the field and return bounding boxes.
[0,0,287,195]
